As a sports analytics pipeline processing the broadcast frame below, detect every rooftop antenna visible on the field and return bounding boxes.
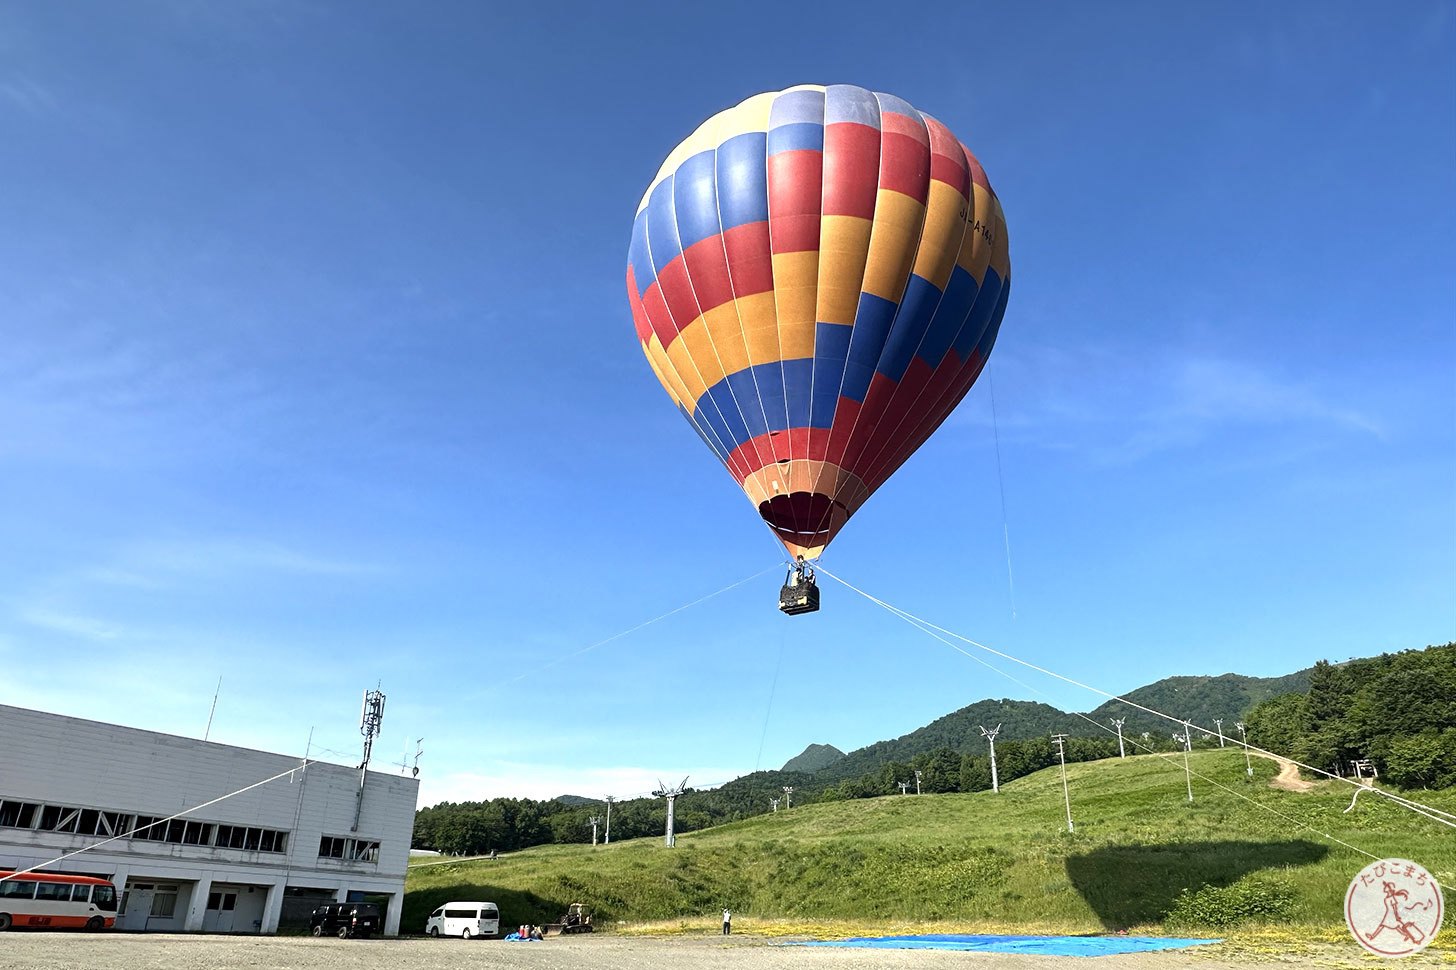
[1235,721,1253,780]
[781,785,794,809]
[652,777,689,847]
[980,725,1001,793]
[604,795,614,845]
[1051,733,1074,833]
[353,687,386,832]
[1173,721,1193,803]
[203,675,223,741]
[410,738,424,778]
[588,815,602,846]
[913,769,923,795]
[1110,718,1126,759]
[1213,718,1226,747]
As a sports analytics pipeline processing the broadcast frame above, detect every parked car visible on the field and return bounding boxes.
[425,900,500,939]
[309,902,381,939]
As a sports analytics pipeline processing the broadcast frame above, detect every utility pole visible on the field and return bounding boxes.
[1235,722,1252,780]
[1173,722,1193,803]
[980,725,1001,793]
[898,781,911,796]
[353,688,385,832]
[588,816,601,846]
[1110,718,1126,759]
[913,770,922,796]
[653,778,689,847]
[769,797,779,813]
[604,796,613,844]
[1213,718,1226,747]
[1051,734,1074,833]
[781,785,794,809]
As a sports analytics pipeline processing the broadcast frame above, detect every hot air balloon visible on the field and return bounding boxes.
[626,84,1011,613]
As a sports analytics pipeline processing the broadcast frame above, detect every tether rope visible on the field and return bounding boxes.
[816,564,1456,832]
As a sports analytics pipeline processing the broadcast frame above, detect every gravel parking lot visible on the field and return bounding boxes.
[0,933,1442,970]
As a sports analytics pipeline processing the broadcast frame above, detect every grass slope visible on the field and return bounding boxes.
[405,751,1455,938]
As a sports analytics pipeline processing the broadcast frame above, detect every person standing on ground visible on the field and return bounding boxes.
[722,908,731,935]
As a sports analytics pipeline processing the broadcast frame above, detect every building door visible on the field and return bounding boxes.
[203,891,238,932]
[118,885,153,931]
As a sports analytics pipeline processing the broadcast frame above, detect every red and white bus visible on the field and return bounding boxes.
[0,871,118,930]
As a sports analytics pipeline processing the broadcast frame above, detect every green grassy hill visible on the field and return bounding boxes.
[404,750,1455,937]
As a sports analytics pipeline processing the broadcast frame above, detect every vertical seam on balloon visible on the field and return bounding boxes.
[806,94,934,548]
[811,85,894,551]
[759,91,798,550]
[706,115,781,547]
[866,185,1009,491]
[794,85,828,557]
[841,111,974,500]
[667,147,776,515]
[638,180,744,486]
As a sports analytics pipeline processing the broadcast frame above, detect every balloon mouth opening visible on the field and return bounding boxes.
[758,492,845,546]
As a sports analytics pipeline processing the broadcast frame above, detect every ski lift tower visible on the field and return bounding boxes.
[653,777,689,847]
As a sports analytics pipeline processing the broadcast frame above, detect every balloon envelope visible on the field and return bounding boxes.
[626,84,1010,560]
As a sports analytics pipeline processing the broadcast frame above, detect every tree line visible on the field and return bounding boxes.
[1244,643,1455,789]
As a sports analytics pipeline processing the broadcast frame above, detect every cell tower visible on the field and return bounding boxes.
[980,725,1001,793]
[353,688,386,832]
[1235,721,1253,779]
[781,785,794,809]
[588,815,602,846]
[1173,722,1193,803]
[1051,733,1073,833]
[604,795,614,844]
[1110,718,1126,759]
[653,777,689,847]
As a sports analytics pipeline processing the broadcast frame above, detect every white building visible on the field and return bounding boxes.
[0,704,418,935]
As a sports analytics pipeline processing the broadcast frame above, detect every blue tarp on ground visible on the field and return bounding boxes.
[793,934,1221,956]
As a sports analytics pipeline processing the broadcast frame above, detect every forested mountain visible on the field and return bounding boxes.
[1245,643,1455,789]
[1083,669,1314,739]
[813,699,1073,782]
[781,743,845,773]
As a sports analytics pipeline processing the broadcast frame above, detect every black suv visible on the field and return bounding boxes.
[309,902,381,938]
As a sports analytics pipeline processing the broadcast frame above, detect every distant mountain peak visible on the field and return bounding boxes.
[782,743,845,773]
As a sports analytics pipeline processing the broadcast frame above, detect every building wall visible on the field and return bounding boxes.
[0,704,418,935]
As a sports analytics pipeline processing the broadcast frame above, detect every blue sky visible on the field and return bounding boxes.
[1,2,1451,807]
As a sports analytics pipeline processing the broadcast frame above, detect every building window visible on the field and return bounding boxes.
[319,835,380,863]
[150,891,178,918]
[0,800,39,829]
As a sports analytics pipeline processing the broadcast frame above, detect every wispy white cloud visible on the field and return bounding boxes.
[962,341,1383,464]
[0,75,57,115]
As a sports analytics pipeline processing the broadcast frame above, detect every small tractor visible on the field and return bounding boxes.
[543,902,594,936]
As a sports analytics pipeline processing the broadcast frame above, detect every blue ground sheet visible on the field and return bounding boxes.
[792,934,1222,956]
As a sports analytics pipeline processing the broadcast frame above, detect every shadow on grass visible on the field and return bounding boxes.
[1065,840,1328,929]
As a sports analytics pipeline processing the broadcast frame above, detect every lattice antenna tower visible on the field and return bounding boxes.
[353,687,386,832]
[980,724,1001,793]
[652,777,689,847]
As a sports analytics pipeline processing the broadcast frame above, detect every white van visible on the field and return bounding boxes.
[425,901,500,939]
